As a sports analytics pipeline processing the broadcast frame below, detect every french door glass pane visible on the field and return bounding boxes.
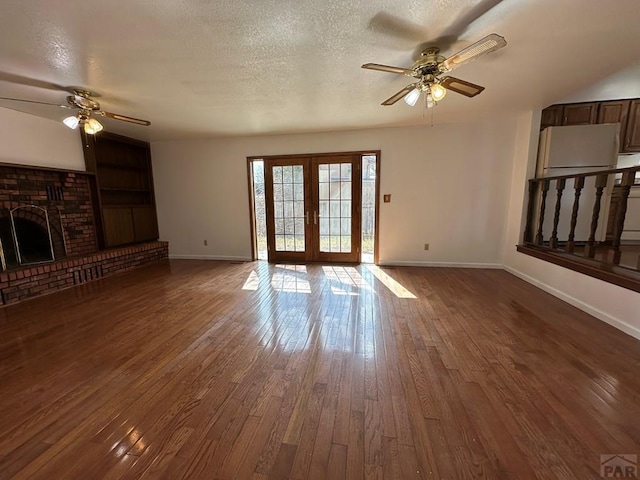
[273,165,305,252]
[318,162,352,253]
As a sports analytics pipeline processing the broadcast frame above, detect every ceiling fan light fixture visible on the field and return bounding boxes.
[403,88,421,107]
[425,93,435,109]
[83,117,103,135]
[430,83,447,101]
[63,115,80,129]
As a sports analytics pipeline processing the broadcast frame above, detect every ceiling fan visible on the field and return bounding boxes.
[0,88,150,134]
[362,33,506,107]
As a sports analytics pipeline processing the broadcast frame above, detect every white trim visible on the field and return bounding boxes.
[169,254,252,262]
[378,261,503,269]
[504,265,640,341]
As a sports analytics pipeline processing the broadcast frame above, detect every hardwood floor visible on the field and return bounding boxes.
[0,260,639,479]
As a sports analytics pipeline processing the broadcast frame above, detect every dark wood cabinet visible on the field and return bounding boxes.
[623,99,640,153]
[562,103,598,125]
[82,132,159,248]
[132,206,159,242]
[540,105,563,129]
[597,100,630,149]
[103,207,136,247]
[542,98,640,153]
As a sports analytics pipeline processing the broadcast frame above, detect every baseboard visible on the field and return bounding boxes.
[378,261,503,269]
[504,265,640,341]
[169,254,252,262]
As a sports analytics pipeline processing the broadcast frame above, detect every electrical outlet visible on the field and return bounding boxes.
[424,243,429,251]
[204,239,208,246]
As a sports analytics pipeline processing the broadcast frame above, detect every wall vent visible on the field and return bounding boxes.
[73,265,103,285]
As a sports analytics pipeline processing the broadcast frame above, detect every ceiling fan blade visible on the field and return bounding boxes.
[440,33,506,72]
[440,76,485,97]
[362,63,414,76]
[381,83,418,106]
[99,110,151,126]
[0,71,72,92]
[0,96,71,108]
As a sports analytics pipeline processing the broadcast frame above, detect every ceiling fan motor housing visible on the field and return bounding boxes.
[67,89,101,111]
[412,47,446,77]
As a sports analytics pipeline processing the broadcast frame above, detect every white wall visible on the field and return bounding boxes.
[502,111,640,339]
[151,119,518,266]
[0,107,85,170]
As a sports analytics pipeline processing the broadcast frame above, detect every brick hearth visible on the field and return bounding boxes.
[0,241,168,305]
[0,163,168,305]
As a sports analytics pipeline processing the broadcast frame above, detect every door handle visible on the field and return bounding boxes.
[306,211,310,225]
[313,211,318,225]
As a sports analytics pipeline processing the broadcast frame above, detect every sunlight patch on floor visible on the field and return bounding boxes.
[271,264,311,294]
[365,265,417,299]
[323,266,374,296]
[241,270,260,290]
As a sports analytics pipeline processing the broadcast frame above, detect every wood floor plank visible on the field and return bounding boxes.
[0,260,638,479]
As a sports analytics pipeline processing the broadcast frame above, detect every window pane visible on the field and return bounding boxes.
[341,218,351,235]
[319,217,329,236]
[330,201,340,217]
[341,200,351,217]
[282,166,293,183]
[273,167,282,184]
[294,217,305,235]
[331,217,340,235]
[295,235,305,251]
[294,200,304,217]
[318,165,329,182]
[285,235,295,250]
[293,165,303,183]
[273,183,283,202]
[275,235,285,250]
[274,201,283,218]
[330,235,340,252]
[284,217,294,234]
[330,163,341,180]
[319,182,330,200]
[341,236,351,252]
[330,181,341,199]
[342,183,351,200]
[320,235,330,251]
[341,163,352,180]
[284,202,293,218]
[283,184,293,201]
[320,200,329,217]
[275,218,284,235]
[294,183,304,200]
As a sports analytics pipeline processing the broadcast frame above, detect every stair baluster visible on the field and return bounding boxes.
[566,176,585,254]
[611,171,635,265]
[550,179,566,249]
[584,174,608,258]
[535,180,550,245]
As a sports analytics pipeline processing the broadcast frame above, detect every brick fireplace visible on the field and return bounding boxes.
[0,163,168,305]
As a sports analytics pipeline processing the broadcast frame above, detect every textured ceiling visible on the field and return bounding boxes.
[0,0,639,142]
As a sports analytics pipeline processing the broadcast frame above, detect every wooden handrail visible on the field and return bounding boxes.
[528,165,638,183]
[520,165,640,292]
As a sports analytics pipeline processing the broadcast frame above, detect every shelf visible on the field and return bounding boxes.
[102,203,153,208]
[100,188,152,192]
[97,162,148,171]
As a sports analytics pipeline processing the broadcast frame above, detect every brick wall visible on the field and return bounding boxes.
[0,241,168,305]
[0,165,97,256]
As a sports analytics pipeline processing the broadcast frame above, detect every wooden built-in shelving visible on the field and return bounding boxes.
[82,132,159,248]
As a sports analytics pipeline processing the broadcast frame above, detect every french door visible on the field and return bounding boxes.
[264,154,362,263]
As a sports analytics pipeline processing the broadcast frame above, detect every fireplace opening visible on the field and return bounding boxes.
[13,218,54,264]
[0,205,66,270]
